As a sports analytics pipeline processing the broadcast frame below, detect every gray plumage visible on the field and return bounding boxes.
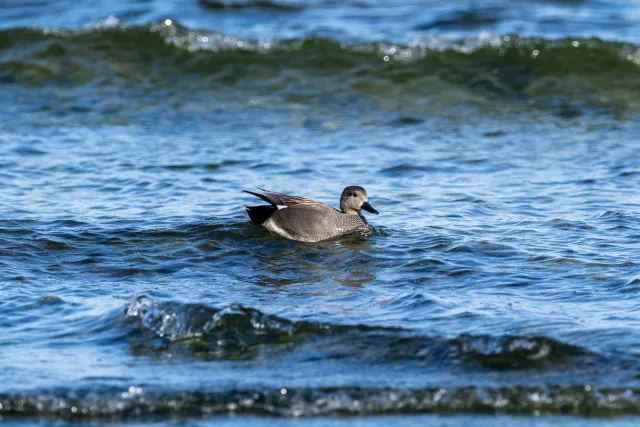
[243,186,379,242]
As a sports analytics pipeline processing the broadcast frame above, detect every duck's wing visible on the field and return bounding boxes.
[243,189,326,209]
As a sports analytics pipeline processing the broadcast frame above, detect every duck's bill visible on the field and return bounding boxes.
[361,202,379,215]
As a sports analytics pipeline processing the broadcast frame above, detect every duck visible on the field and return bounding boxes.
[243,186,378,242]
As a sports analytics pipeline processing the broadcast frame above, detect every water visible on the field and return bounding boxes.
[1,0,640,425]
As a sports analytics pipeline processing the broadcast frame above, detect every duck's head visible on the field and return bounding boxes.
[340,186,378,216]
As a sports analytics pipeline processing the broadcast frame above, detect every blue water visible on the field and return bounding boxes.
[1,0,639,424]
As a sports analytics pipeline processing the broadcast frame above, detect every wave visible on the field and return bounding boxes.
[123,296,592,369]
[1,385,639,419]
[1,20,639,115]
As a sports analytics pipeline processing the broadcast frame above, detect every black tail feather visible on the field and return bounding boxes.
[244,205,276,225]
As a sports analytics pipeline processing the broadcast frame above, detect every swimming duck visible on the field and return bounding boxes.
[243,186,378,242]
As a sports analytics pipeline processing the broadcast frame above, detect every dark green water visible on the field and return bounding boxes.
[1,0,639,425]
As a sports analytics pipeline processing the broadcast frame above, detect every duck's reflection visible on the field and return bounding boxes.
[253,236,377,291]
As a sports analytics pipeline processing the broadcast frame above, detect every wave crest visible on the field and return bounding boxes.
[1,22,639,115]
[1,385,639,419]
[123,296,591,369]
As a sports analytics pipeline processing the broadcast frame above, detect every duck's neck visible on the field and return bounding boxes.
[341,207,359,215]
[340,207,367,223]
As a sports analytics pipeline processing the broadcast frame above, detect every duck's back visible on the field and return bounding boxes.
[264,205,370,242]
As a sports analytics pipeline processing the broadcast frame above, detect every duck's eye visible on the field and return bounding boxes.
[351,193,356,197]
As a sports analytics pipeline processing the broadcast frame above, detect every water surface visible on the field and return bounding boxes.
[1,0,639,424]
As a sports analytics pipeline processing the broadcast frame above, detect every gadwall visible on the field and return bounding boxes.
[243,186,379,242]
